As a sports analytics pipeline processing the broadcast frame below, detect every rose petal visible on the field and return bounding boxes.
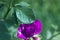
[17,24,26,39]
[33,20,42,34]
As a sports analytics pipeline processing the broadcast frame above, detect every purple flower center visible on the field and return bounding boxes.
[21,24,36,38]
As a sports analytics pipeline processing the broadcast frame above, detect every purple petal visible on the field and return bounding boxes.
[17,24,26,39]
[17,31,26,39]
[33,20,42,34]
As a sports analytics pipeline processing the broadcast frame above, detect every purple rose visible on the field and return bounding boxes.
[17,20,42,40]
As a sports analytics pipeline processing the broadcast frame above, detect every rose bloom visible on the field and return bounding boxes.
[17,20,42,40]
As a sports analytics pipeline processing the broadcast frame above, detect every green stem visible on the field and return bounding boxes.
[14,8,18,24]
[48,32,60,40]
[3,0,13,19]
[3,7,10,19]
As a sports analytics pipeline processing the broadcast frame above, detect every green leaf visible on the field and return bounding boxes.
[0,4,7,19]
[0,20,19,40]
[15,1,30,7]
[6,7,18,24]
[16,7,35,23]
[0,20,11,40]
[46,30,52,39]
[6,7,14,19]
[52,35,60,40]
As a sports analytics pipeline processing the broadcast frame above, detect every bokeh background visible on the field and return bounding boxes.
[0,0,60,40]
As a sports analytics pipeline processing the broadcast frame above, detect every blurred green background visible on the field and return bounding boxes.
[0,0,60,40]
